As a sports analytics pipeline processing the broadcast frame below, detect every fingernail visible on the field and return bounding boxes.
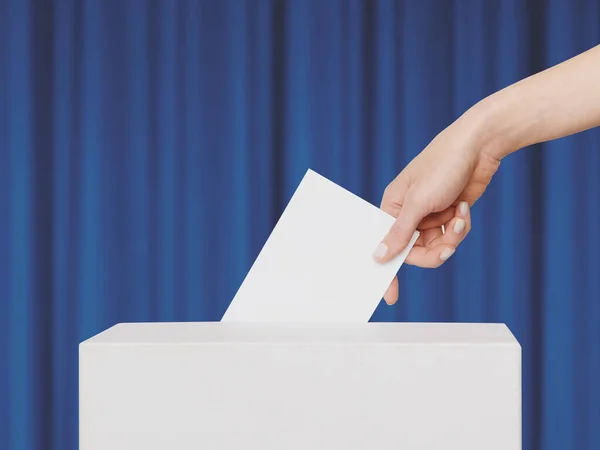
[459,201,469,217]
[373,242,388,261]
[453,218,465,234]
[440,248,455,261]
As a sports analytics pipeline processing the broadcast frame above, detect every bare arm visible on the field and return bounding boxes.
[475,44,600,159]
[376,45,600,304]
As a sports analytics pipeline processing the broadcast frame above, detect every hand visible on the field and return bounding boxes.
[373,44,600,305]
[373,111,502,305]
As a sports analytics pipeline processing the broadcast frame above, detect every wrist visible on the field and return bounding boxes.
[461,92,523,161]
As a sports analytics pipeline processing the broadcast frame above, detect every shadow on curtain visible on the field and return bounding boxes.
[0,1,599,450]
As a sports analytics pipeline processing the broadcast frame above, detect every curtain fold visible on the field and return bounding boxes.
[1,1,599,449]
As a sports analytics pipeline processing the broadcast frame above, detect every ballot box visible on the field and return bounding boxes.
[79,322,521,450]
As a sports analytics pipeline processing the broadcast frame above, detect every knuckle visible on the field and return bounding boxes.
[383,178,401,196]
[389,221,406,241]
[381,184,397,210]
[383,183,394,197]
[405,189,430,216]
[382,184,398,206]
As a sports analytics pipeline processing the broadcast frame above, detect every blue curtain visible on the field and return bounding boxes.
[1,1,599,449]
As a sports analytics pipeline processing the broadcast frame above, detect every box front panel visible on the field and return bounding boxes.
[80,343,520,450]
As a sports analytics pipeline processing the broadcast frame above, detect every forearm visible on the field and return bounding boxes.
[471,44,600,159]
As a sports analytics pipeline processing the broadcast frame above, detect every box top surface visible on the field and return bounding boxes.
[81,322,519,346]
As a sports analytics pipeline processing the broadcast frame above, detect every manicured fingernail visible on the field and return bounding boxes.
[440,248,455,261]
[453,218,465,234]
[459,201,469,217]
[373,242,388,261]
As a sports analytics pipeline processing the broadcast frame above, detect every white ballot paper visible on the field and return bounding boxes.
[222,169,419,323]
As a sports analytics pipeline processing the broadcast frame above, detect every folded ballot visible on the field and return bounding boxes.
[222,169,419,323]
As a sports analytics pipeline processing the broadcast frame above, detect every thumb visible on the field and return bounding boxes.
[373,194,426,263]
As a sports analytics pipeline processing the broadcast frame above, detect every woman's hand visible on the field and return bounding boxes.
[373,107,502,305]
[373,44,600,306]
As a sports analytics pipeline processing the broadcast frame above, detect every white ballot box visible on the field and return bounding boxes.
[79,322,521,450]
